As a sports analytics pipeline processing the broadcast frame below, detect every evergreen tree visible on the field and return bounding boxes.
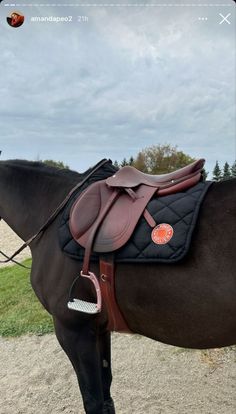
[113,157,134,168]
[222,162,231,180]
[129,156,134,166]
[113,160,119,169]
[212,161,222,181]
[201,168,208,181]
[120,158,129,167]
[231,160,236,178]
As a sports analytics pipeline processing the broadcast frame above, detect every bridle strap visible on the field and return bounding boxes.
[0,159,110,267]
[0,248,32,269]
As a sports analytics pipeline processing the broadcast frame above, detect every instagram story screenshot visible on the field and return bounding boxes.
[0,1,236,414]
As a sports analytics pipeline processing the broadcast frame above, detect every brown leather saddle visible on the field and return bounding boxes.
[67,159,205,329]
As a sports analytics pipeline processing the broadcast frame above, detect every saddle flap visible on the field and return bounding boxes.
[69,180,102,237]
[69,181,157,253]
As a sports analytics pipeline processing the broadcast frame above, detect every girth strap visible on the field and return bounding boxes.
[100,256,132,333]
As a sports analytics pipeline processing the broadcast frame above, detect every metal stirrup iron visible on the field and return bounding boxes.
[67,271,102,314]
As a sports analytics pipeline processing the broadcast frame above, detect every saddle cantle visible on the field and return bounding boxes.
[67,159,205,328]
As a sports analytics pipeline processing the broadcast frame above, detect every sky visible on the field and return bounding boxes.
[0,0,235,177]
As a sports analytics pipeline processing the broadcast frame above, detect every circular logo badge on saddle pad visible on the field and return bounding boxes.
[151,223,174,245]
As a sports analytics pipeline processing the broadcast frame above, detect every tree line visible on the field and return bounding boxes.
[114,145,236,182]
[40,145,236,182]
[212,161,236,181]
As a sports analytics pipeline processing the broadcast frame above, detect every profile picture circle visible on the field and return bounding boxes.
[7,11,24,28]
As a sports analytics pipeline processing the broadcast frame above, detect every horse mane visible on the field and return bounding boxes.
[2,159,81,181]
[1,159,117,184]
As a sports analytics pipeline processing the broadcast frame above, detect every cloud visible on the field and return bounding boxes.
[0,2,235,175]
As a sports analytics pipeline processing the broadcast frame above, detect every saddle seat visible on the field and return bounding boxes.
[106,159,205,188]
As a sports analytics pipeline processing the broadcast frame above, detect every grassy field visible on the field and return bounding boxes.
[0,260,54,337]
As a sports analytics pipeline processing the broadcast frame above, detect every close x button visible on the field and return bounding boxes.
[219,13,231,25]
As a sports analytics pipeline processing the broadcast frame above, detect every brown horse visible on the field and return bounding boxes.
[0,159,236,414]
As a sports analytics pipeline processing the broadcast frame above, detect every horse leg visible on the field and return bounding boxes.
[98,330,115,414]
[53,317,110,414]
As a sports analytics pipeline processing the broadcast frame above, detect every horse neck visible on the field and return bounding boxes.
[0,162,78,241]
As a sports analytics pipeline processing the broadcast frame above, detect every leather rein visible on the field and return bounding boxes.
[0,159,110,270]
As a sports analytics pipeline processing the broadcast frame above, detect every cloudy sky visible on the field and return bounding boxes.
[0,1,235,176]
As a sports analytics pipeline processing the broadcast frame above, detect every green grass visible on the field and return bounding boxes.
[0,259,54,337]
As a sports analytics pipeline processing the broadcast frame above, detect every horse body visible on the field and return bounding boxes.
[0,160,236,413]
[117,179,236,349]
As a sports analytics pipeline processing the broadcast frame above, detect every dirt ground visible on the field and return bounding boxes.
[0,221,31,268]
[0,334,236,414]
[0,221,236,414]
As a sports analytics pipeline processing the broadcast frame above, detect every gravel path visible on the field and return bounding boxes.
[0,220,31,267]
[0,334,235,414]
[0,222,235,414]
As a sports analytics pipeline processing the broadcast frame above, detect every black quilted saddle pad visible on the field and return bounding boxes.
[59,181,211,264]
